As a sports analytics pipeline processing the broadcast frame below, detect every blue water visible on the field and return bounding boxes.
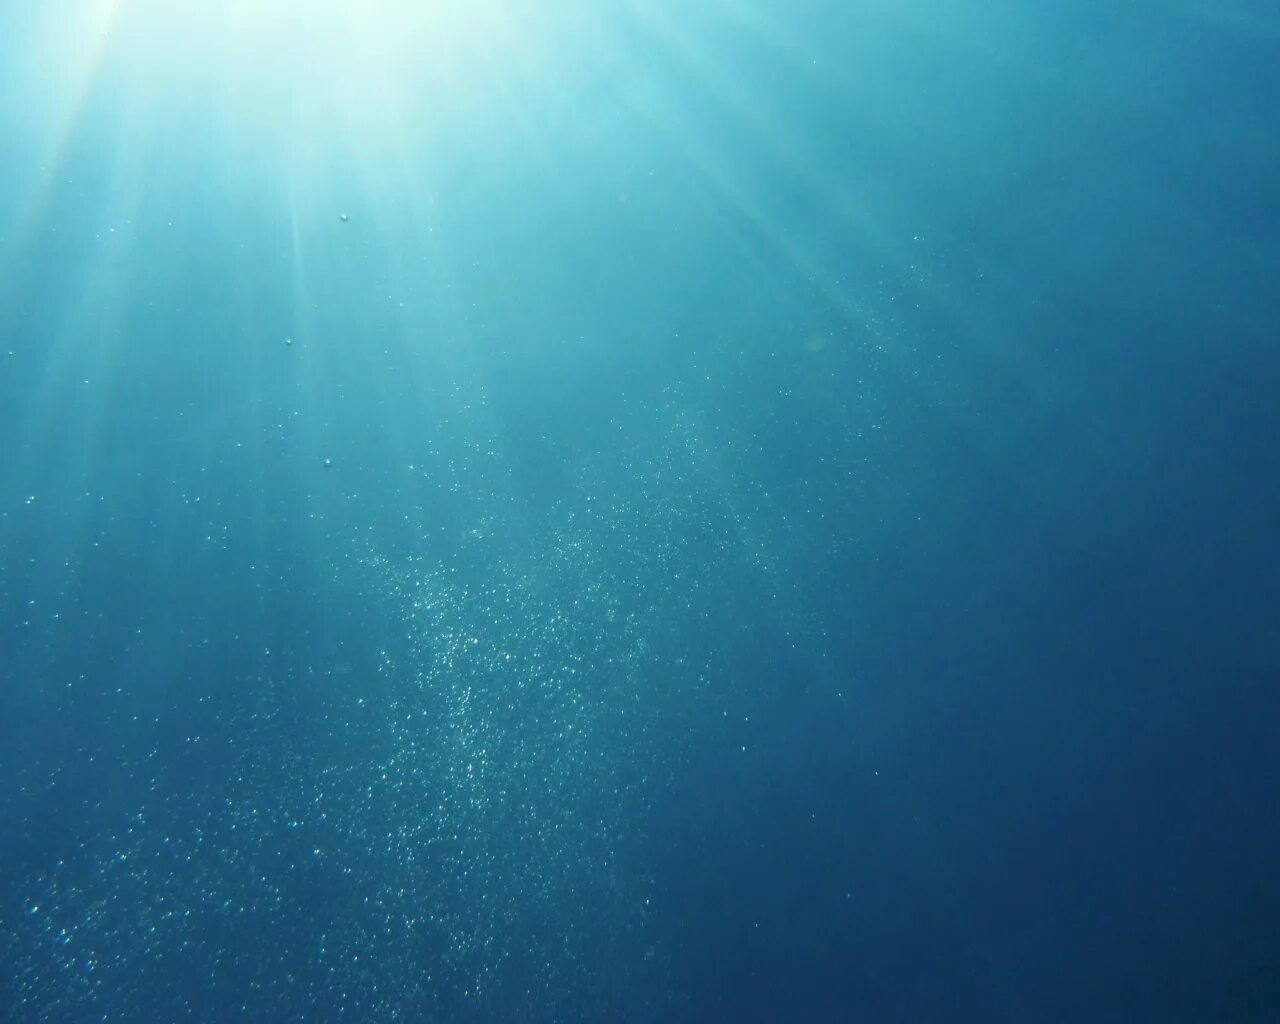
[2,2,1279,1021]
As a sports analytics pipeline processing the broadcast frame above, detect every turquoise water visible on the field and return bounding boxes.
[3,2,1279,1021]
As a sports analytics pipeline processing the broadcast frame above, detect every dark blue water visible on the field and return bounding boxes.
[2,2,1279,1021]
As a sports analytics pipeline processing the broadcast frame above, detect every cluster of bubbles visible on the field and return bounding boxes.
[5,425,768,1023]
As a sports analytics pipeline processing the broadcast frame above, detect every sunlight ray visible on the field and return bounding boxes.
[0,0,127,288]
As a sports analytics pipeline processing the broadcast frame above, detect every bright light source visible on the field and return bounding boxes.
[2,0,601,237]
[16,0,566,164]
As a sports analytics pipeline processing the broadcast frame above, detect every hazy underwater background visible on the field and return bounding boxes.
[2,2,1279,1021]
